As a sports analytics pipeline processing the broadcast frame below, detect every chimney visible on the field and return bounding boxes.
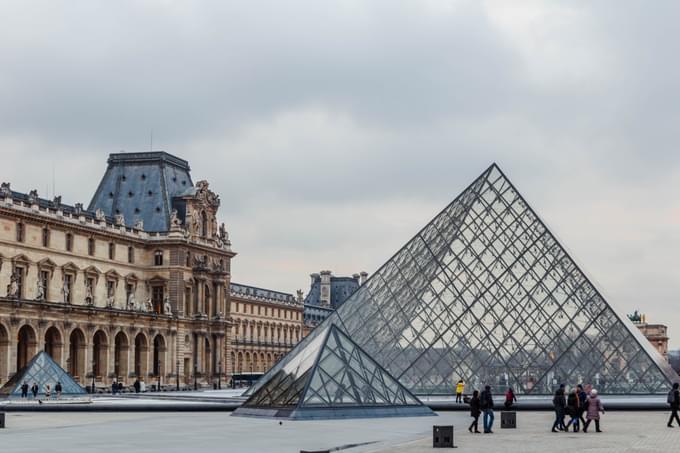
[310,273,320,285]
[360,271,368,285]
[320,270,332,307]
[352,273,360,282]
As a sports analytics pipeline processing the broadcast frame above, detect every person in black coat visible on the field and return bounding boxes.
[566,388,580,432]
[468,390,481,433]
[133,379,141,393]
[20,382,29,398]
[552,384,567,432]
[30,382,39,399]
[577,384,588,427]
[668,382,680,427]
[480,385,495,433]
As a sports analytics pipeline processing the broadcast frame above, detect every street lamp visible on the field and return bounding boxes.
[90,359,96,394]
[157,358,161,392]
[176,359,180,391]
[193,362,198,391]
[218,360,222,390]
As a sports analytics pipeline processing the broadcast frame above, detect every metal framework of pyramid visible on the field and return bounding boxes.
[234,324,433,419]
[251,164,678,396]
[0,351,86,397]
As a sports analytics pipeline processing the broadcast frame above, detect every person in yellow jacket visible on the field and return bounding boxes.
[456,379,465,403]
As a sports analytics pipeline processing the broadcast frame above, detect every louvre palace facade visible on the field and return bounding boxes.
[0,151,303,390]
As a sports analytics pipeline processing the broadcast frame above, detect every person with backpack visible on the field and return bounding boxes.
[667,382,680,427]
[455,379,465,404]
[480,385,495,433]
[551,384,567,432]
[583,389,605,433]
[468,389,481,433]
[504,387,517,409]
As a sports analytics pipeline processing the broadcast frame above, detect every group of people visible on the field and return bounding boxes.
[551,383,604,433]
[19,381,63,400]
[456,380,517,434]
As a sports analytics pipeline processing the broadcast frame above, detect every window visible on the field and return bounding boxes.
[106,280,115,298]
[87,238,95,256]
[127,246,134,263]
[201,211,208,237]
[258,306,261,315]
[152,286,164,314]
[154,250,163,266]
[126,283,134,301]
[186,251,191,267]
[14,267,24,298]
[16,223,24,243]
[42,228,50,247]
[108,242,115,260]
[65,233,73,252]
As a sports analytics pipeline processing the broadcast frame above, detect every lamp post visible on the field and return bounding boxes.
[193,362,198,391]
[176,359,180,391]
[218,360,222,390]
[157,358,161,392]
[90,359,96,394]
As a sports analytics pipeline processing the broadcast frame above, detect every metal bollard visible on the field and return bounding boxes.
[0,412,5,429]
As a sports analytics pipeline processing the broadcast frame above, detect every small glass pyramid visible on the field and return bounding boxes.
[0,351,86,397]
[251,164,678,396]
[234,325,433,419]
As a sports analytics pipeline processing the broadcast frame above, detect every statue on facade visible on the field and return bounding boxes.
[35,279,46,301]
[127,292,136,310]
[163,296,172,316]
[106,291,115,308]
[190,209,201,235]
[74,203,84,215]
[27,189,39,205]
[0,182,11,198]
[133,218,144,230]
[95,208,106,221]
[169,209,182,230]
[6,272,19,298]
[52,195,62,207]
[84,280,94,305]
[141,297,152,312]
[114,213,125,226]
[61,280,70,304]
[296,289,303,304]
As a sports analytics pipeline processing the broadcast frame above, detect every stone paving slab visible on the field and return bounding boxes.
[0,410,678,452]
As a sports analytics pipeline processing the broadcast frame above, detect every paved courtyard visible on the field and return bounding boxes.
[0,410,678,452]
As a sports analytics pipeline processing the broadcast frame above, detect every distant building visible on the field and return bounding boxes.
[302,270,367,333]
[628,311,669,360]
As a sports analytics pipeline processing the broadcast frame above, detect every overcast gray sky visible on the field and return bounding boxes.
[2,1,680,346]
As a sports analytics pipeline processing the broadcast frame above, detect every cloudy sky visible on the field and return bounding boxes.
[2,1,680,346]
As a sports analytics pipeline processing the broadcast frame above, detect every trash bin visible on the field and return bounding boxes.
[501,411,516,429]
[433,425,454,448]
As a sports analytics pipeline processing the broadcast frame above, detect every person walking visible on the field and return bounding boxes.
[583,389,604,433]
[31,382,39,399]
[566,388,580,432]
[455,379,465,404]
[667,382,680,427]
[44,384,51,400]
[480,385,495,433]
[55,382,62,400]
[468,390,481,433]
[551,384,567,432]
[577,384,588,428]
[504,387,517,409]
[20,381,29,399]
[112,379,118,395]
[133,378,141,393]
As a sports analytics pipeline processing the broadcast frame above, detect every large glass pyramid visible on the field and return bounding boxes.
[233,324,433,419]
[251,164,678,396]
[0,351,86,397]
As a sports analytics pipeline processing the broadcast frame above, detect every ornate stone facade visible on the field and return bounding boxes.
[0,152,235,389]
[229,283,303,386]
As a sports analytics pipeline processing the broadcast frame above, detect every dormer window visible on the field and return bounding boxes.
[154,250,163,266]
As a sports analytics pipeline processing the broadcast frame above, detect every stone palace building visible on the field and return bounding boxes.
[0,151,303,390]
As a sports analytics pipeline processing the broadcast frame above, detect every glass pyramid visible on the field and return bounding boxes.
[234,324,433,419]
[0,351,86,397]
[251,164,678,396]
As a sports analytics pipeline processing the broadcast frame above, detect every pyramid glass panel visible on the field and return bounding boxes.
[234,325,432,419]
[250,164,678,396]
[0,351,86,397]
